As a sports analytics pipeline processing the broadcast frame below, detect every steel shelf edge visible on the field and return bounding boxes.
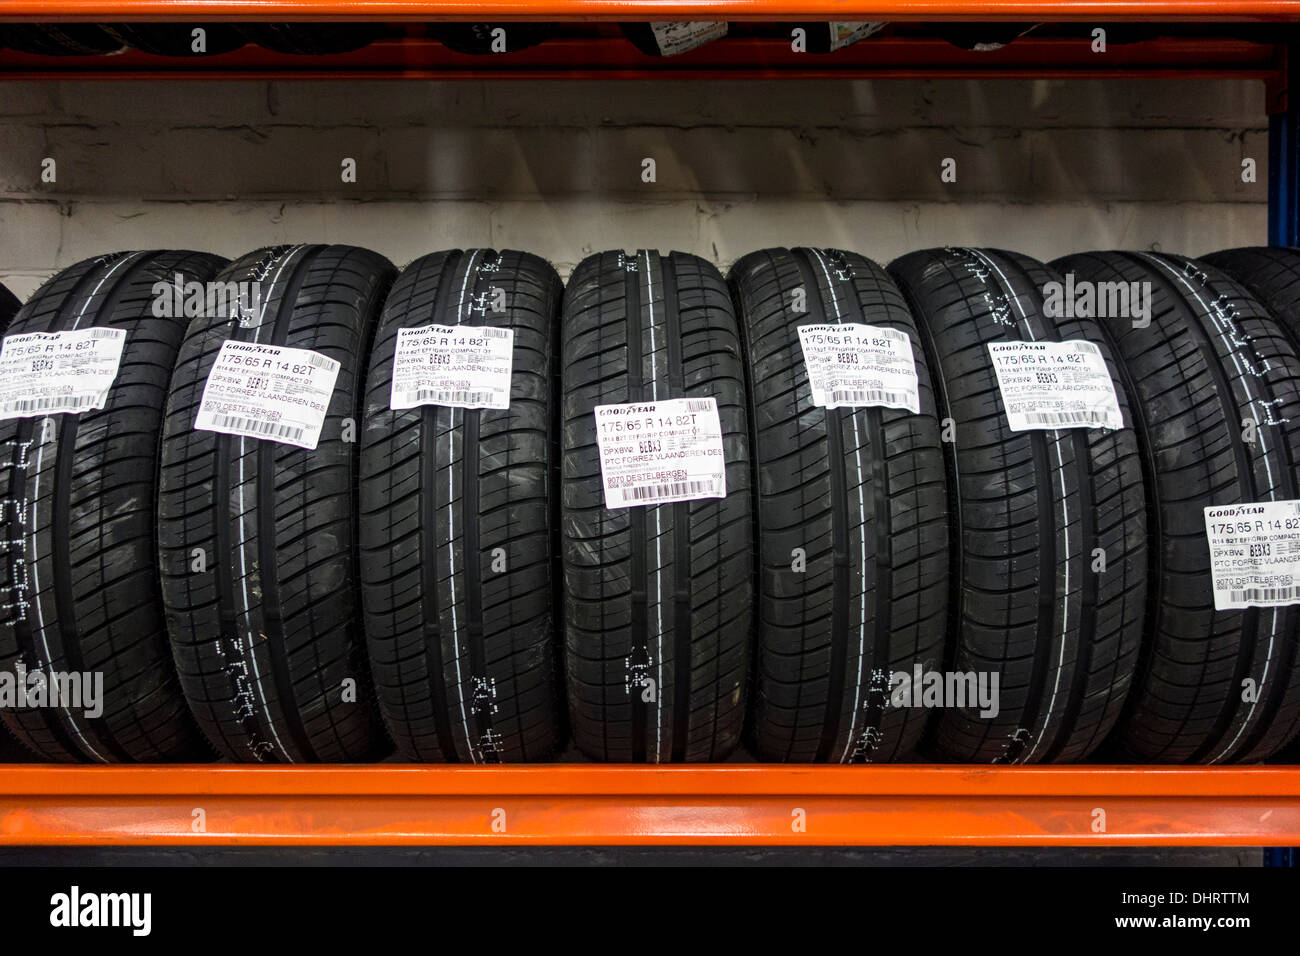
[2,765,1297,846]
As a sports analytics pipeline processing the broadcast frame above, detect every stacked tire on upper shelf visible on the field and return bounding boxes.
[622,22,729,57]
[561,250,753,763]
[358,249,567,763]
[429,23,550,55]
[236,24,385,56]
[1052,250,1300,763]
[785,22,888,54]
[0,24,122,56]
[930,23,1040,52]
[729,248,950,763]
[105,24,246,57]
[0,251,227,762]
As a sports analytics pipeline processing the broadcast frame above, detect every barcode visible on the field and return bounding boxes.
[204,413,306,445]
[304,352,337,371]
[684,399,714,412]
[1022,411,1113,427]
[479,327,511,339]
[1069,341,1099,354]
[828,388,911,406]
[617,479,720,504]
[405,389,500,406]
[1228,586,1300,604]
[0,393,105,414]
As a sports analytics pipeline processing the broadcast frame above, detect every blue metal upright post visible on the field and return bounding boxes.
[1270,40,1300,246]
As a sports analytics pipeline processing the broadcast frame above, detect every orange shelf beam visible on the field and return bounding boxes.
[2,1,1300,23]
[1,764,1298,846]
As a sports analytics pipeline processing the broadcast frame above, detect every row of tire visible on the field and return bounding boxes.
[0,21,1258,59]
[1,243,1299,765]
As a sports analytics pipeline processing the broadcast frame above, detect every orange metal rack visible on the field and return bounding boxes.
[3,766,1300,846]
[1,2,1298,849]
[0,1,1297,22]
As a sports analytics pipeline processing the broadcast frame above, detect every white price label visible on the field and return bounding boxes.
[797,323,920,413]
[827,21,887,51]
[194,340,340,450]
[594,397,727,508]
[0,327,127,419]
[1205,500,1300,610]
[390,324,514,411]
[649,21,727,56]
[987,340,1123,431]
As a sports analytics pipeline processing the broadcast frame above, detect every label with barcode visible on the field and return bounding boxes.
[389,323,514,411]
[594,397,727,508]
[797,323,920,413]
[649,21,727,56]
[827,21,887,51]
[194,340,340,450]
[1205,500,1300,610]
[0,327,127,420]
[987,340,1123,431]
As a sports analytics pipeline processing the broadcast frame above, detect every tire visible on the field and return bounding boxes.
[1203,247,1300,348]
[0,725,31,761]
[237,23,384,55]
[789,22,887,54]
[105,24,246,57]
[561,250,753,762]
[430,23,549,55]
[359,250,565,762]
[0,24,123,56]
[0,251,226,762]
[158,244,395,763]
[0,283,18,332]
[621,22,728,57]
[888,247,1148,763]
[728,248,949,763]
[1077,248,1300,762]
[932,23,1037,51]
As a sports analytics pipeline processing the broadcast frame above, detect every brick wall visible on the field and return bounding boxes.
[0,76,1270,299]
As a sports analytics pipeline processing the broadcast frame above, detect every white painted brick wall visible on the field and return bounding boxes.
[0,76,1270,299]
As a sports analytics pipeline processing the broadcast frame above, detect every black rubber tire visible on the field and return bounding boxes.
[237,23,384,55]
[888,247,1148,763]
[158,244,395,763]
[931,23,1037,51]
[1074,248,1300,763]
[0,24,123,56]
[561,250,753,762]
[0,251,225,762]
[728,248,949,763]
[621,22,728,57]
[105,24,246,57]
[0,283,18,332]
[358,250,565,762]
[1203,247,1300,350]
[788,22,886,54]
[0,726,32,761]
[430,23,549,55]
